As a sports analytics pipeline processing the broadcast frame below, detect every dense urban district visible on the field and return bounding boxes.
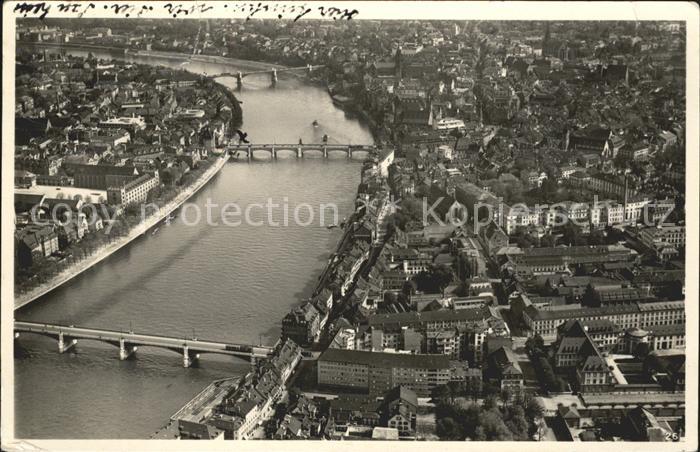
[15,19,686,442]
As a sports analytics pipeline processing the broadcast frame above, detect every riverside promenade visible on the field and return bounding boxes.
[14,153,230,310]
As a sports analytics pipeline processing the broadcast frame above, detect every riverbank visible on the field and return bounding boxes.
[22,41,381,143]
[14,153,230,310]
[136,49,285,73]
[18,41,288,75]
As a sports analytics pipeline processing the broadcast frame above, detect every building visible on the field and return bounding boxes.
[70,164,140,190]
[106,173,159,207]
[381,386,418,433]
[317,348,452,396]
[504,245,635,276]
[488,345,524,390]
[556,319,622,352]
[378,148,395,178]
[523,300,685,341]
[281,302,321,347]
[210,340,301,439]
[639,224,685,259]
[622,406,676,441]
[15,170,37,188]
[624,323,686,353]
[15,224,59,267]
[98,116,146,135]
[566,127,612,157]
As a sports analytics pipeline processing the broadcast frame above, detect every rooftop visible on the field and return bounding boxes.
[319,348,450,369]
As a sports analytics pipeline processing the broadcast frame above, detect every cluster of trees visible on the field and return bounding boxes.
[413,264,454,296]
[511,227,557,249]
[526,335,569,393]
[431,380,482,404]
[435,392,544,441]
[387,196,423,232]
[15,156,215,293]
[557,223,608,247]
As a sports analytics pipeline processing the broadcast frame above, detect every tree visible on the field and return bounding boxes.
[447,381,463,402]
[402,280,416,298]
[500,387,513,407]
[633,342,651,359]
[503,405,530,440]
[540,234,557,247]
[588,228,607,246]
[458,404,482,439]
[538,356,560,393]
[555,377,569,393]
[512,227,537,248]
[517,393,545,423]
[431,384,451,404]
[414,264,454,296]
[582,284,601,308]
[436,417,462,440]
[560,222,587,246]
[478,409,513,441]
[483,394,499,411]
[525,334,545,357]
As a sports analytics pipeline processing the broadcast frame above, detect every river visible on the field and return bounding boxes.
[14,46,373,439]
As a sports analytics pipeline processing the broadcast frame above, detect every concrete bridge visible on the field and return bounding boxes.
[14,321,274,367]
[228,143,376,161]
[212,64,325,88]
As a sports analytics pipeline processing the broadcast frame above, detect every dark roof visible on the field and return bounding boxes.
[368,306,492,328]
[558,404,581,419]
[319,348,450,369]
[581,355,607,372]
[490,346,522,375]
[15,117,51,145]
[384,386,418,407]
[15,193,46,212]
[646,323,685,337]
[70,163,139,177]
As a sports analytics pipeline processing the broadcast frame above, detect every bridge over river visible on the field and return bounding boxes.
[14,321,274,367]
[228,143,377,161]
[212,64,325,88]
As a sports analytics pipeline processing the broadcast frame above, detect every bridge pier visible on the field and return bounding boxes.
[271,69,278,86]
[348,148,353,159]
[323,146,328,158]
[119,338,137,360]
[297,146,302,159]
[247,145,252,162]
[271,145,276,160]
[182,345,199,368]
[236,72,243,90]
[58,332,77,353]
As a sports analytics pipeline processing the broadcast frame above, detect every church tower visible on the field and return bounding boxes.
[543,22,551,56]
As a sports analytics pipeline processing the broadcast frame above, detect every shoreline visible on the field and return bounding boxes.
[20,43,383,438]
[20,41,381,142]
[18,41,289,75]
[14,154,230,311]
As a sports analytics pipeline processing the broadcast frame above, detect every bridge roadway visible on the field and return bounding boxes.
[228,143,377,160]
[14,321,274,367]
[212,64,325,87]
